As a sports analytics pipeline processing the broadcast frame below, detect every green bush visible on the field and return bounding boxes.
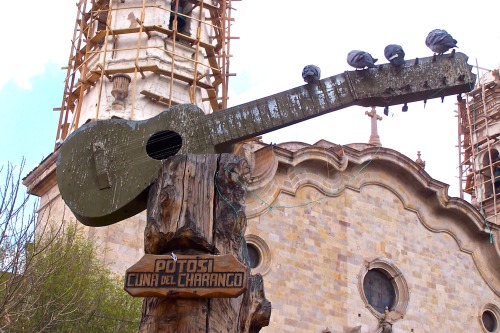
[0,161,142,332]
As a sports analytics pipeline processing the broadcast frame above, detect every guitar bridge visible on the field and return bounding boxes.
[92,142,112,190]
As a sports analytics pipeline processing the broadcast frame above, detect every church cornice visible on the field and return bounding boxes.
[22,148,59,197]
[244,140,500,296]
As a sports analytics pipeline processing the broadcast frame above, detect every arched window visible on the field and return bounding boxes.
[247,243,261,269]
[245,235,272,275]
[480,304,500,333]
[482,149,500,198]
[358,258,409,319]
[482,310,498,332]
[363,269,396,313]
[169,0,192,36]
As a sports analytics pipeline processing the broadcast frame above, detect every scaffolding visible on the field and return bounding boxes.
[457,67,500,224]
[54,0,238,143]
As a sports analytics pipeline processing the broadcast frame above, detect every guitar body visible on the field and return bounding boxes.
[56,104,214,226]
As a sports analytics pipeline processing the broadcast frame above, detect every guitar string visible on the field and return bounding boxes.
[106,104,240,155]
[212,62,475,216]
[103,137,182,172]
[109,131,183,154]
[78,67,464,173]
[87,57,463,157]
[84,112,257,172]
[100,80,338,171]
[134,57,461,151]
[108,135,192,171]
[110,106,342,174]
[111,110,406,174]
[107,110,358,172]
[106,110,282,172]
[107,108,217,172]
[96,109,202,165]
[79,73,348,174]
[89,73,338,163]
[102,107,220,155]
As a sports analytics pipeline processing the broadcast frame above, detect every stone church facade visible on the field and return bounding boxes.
[24,137,500,332]
[241,139,500,332]
[20,0,500,331]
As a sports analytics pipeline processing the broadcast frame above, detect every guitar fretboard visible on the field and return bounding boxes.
[203,52,474,147]
[205,73,355,146]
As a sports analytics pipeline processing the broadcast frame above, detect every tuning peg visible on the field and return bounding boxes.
[441,96,445,103]
[384,106,389,116]
[414,57,419,66]
[402,103,408,112]
[424,100,427,109]
[457,94,463,102]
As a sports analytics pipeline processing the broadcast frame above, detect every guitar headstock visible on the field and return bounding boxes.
[346,52,476,107]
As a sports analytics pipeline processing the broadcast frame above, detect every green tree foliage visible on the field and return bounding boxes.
[0,161,142,332]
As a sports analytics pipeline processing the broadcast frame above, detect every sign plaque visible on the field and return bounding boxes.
[125,254,249,298]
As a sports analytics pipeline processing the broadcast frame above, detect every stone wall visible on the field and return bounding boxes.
[244,141,500,332]
[249,184,496,332]
[25,140,500,332]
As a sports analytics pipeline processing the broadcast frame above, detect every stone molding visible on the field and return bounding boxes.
[244,140,500,296]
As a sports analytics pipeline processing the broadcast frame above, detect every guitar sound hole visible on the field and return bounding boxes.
[146,130,182,160]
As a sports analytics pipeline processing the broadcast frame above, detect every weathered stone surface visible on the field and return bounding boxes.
[243,140,499,332]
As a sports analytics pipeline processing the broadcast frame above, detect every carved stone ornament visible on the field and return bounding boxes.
[111,73,132,107]
[377,307,404,333]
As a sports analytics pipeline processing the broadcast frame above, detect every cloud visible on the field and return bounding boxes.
[228,0,500,198]
[0,0,75,91]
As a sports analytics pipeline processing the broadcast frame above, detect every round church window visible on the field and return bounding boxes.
[358,258,409,320]
[482,310,498,332]
[363,269,396,313]
[245,234,272,275]
[247,243,261,269]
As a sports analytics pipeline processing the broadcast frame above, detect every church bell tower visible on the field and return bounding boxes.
[24,0,238,272]
[55,0,236,142]
[458,68,500,227]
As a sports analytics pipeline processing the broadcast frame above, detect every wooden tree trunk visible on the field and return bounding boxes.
[139,154,271,333]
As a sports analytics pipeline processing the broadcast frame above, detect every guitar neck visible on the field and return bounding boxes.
[205,52,475,146]
[205,73,355,146]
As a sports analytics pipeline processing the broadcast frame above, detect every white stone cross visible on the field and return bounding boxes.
[365,106,382,146]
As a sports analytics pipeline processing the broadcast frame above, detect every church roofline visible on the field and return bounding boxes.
[22,148,59,197]
[245,140,500,296]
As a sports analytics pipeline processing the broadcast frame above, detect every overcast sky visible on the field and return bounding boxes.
[229,0,500,198]
[1,0,499,199]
